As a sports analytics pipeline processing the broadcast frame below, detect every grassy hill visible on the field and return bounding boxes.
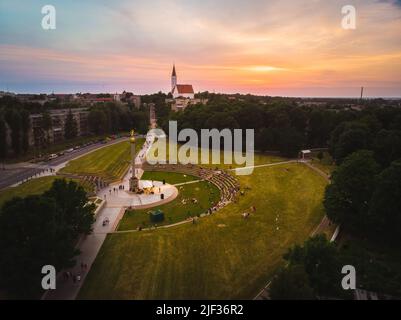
[79,161,327,299]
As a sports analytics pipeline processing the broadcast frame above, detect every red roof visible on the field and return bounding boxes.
[175,84,194,94]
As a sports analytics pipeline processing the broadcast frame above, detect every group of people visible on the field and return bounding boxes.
[62,262,88,285]
[107,185,125,195]
[242,206,256,219]
[20,167,55,184]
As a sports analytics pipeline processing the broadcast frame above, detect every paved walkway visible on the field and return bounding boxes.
[42,133,156,300]
[42,142,334,300]
[173,179,203,186]
[42,206,123,300]
[229,160,297,173]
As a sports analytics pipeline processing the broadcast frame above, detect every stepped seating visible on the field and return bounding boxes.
[142,162,240,210]
[58,172,106,196]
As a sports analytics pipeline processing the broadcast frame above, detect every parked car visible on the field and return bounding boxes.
[66,148,74,153]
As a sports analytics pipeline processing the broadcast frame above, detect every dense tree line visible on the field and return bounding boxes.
[270,230,401,299]
[270,235,350,299]
[87,102,149,135]
[64,109,78,140]
[270,233,401,299]
[0,101,30,158]
[153,93,401,158]
[0,96,149,159]
[324,151,401,245]
[0,179,95,298]
[329,110,401,165]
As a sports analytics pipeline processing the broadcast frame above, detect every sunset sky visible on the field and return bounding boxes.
[1,0,401,97]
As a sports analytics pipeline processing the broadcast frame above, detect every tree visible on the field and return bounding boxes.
[369,160,401,243]
[0,179,95,298]
[41,111,52,147]
[269,265,315,300]
[334,128,369,163]
[256,127,277,152]
[0,195,75,298]
[324,150,380,233]
[88,109,108,135]
[234,104,264,130]
[277,127,305,157]
[289,107,308,133]
[21,109,30,154]
[284,235,346,298]
[0,115,7,164]
[64,109,78,140]
[308,110,336,147]
[5,109,21,156]
[44,179,95,237]
[373,129,401,167]
[131,110,149,133]
[205,113,240,130]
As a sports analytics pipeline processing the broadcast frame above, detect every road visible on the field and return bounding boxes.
[0,137,129,190]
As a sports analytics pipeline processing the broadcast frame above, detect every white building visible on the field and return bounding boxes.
[170,65,195,99]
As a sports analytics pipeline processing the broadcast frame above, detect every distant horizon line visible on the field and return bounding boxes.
[2,90,401,100]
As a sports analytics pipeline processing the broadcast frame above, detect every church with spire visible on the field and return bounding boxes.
[170,64,195,99]
[167,64,207,112]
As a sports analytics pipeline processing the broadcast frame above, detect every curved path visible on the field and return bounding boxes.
[41,137,334,300]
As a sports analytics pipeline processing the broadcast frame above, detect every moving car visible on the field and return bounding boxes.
[47,153,58,161]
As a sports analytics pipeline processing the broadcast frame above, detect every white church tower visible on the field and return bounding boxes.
[170,64,195,99]
[171,64,177,92]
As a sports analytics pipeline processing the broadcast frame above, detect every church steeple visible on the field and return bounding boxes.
[171,64,177,92]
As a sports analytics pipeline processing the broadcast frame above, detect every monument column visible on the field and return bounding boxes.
[129,129,139,192]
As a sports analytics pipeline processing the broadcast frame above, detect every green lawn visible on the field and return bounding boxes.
[61,139,144,183]
[79,161,328,299]
[0,176,92,208]
[146,141,286,170]
[141,171,199,185]
[118,179,220,230]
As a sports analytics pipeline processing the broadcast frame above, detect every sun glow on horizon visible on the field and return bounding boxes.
[0,0,400,96]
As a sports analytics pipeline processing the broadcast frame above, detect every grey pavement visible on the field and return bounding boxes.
[42,206,122,300]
